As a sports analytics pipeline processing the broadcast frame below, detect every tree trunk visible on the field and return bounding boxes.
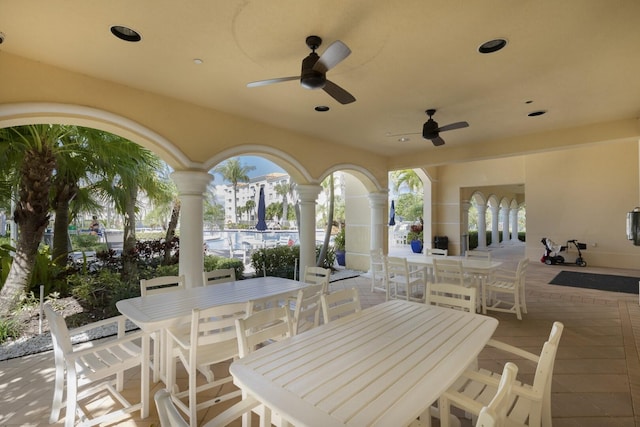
[0,147,55,317]
[51,181,77,267]
[121,185,138,281]
[317,174,335,267]
[163,198,180,265]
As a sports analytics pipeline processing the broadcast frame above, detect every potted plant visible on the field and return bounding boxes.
[407,221,423,253]
[334,227,346,266]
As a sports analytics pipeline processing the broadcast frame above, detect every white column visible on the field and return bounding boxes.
[171,170,213,288]
[501,206,510,245]
[489,205,500,247]
[296,184,322,276]
[510,208,520,243]
[477,202,487,249]
[368,192,387,252]
[461,201,471,254]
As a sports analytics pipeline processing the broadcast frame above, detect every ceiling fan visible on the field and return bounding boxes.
[247,35,356,105]
[390,109,469,146]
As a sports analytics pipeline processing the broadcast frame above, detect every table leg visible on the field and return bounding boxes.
[140,332,150,418]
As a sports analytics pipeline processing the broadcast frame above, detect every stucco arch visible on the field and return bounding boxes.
[204,144,315,185]
[470,191,488,206]
[0,102,195,170]
[319,163,386,193]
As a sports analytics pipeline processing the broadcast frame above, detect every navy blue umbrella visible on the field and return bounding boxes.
[389,200,396,226]
[256,187,268,231]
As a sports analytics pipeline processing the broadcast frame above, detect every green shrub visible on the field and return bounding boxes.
[250,244,334,279]
[204,255,244,280]
[70,234,107,252]
[68,270,137,317]
[0,317,21,344]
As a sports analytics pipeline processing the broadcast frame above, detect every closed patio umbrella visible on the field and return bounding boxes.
[256,187,268,232]
[389,200,396,226]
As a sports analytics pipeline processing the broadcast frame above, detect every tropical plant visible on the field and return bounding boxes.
[0,125,72,316]
[333,226,345,251]
[390,169,423,193]
[407,221,424,243]
[274,179,296,226]
[214,158,255,224]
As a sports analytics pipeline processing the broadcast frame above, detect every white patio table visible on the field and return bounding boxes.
[229,299,498,427]
[404,254,502,277]
[116,276,308,417]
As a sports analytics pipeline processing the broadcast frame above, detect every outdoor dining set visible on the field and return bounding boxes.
[44,249,562,427]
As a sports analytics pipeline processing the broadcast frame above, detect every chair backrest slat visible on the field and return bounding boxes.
[140,275,185,296]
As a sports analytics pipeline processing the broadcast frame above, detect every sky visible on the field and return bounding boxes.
[211,155,285,184]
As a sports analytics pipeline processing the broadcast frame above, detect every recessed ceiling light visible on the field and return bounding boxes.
[525,100,533,104]
[527,110,547,117]
[398,137,410,142]
[193,58,203,65]
[478,38,507,54]
[315,106,330,112]
[110,25,141,42]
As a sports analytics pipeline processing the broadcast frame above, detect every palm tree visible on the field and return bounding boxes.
[92,134,171,279]
[390,169,422,193]
[214,158,255,224]
[0,125,72,316]
[274,180,296,226]
[317,173,336,267]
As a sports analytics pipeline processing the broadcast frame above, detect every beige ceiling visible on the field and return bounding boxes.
[1,0,639,166]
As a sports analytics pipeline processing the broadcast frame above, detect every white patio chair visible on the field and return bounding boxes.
[426,247,448,256]
[439,321,564,427]
[291,283,324,335]
[464,250,492,291]
[235,305,294,426]
[140,274,185,296]
[432,257,465,286]
[303,265,331,294]
[474,362,518,427]
[155,388,260,427]
[45,304,145,427]
[386,256,426,302]
[369,248,387,294]
[139,275,185,382]
[321,287,361,323]
[482,257,529,320]
[165,302,247,427]
[203,268,236,285]
[466,249,492,261]
[426,281,477,313]
[228,235,247,264]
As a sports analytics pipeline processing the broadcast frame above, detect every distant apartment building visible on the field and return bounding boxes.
[222,173,295,226]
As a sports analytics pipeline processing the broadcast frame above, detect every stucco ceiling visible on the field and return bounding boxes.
[1,0,639,166]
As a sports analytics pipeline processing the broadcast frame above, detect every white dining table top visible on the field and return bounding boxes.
[230,299,499,427]
[116,276,306,332]
[404,254,503,272]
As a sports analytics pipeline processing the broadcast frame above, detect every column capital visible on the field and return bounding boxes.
[171,170,213,195]
[296,184,323,203]
[368,191,388,208]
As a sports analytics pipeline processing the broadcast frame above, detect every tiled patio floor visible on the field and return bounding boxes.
[2,244,640,426]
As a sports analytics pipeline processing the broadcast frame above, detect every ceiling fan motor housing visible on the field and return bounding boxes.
[423,119,439,139]
[300,53,326,89]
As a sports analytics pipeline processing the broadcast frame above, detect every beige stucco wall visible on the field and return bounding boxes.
[433,140,640,268]
[525,140,640,268]
[432,157,526,254]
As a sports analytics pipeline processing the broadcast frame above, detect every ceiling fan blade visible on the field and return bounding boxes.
[247,76,298,88]
[430,136,446,146]
[437,121,469,132]
[386,132,421,137]
[313,40,351,73]
[323,80,356,104]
